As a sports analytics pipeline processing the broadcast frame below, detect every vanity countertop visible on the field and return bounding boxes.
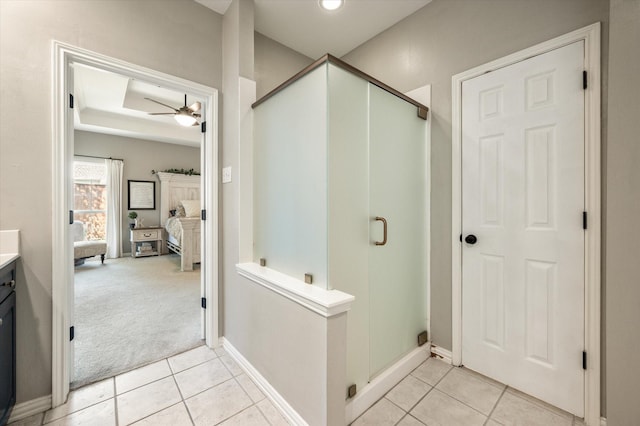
[0,230,20,269]
[0,254,19,270]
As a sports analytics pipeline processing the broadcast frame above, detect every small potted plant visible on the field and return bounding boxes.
[128,211,138,229]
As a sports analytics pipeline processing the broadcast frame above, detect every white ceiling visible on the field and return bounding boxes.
[196,0,431,59]
[76,0,431,144]
[73,63,202,147]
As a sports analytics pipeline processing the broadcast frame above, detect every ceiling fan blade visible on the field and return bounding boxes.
[192,113,201,118]
[148,112,176,115]
[192,121,200,127]
[144,97,178,112]
[188,101,201,112]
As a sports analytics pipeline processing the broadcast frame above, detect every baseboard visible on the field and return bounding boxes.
[345,344,430,424]
[8,394,51,423]
[222,338,307,426]
[430,344,453,364]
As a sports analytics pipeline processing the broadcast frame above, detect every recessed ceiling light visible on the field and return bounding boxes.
[319,0,344,11]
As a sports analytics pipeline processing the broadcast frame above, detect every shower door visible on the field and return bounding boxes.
[369,85,427,377]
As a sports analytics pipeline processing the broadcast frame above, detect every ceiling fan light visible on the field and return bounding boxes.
[174,112,197,127]
[319,0,343,11]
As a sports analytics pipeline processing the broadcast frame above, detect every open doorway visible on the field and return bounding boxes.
[52,42,218,406]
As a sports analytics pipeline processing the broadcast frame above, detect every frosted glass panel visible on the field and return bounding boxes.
[253,66,329,288]
[369,85,427,377]
[326,64,370,391]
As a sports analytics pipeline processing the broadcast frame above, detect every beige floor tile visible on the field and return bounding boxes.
[396,414,425,425]
[174,358,232,398]
[410,389,486,426]
[219,406,270,426]
[385,375,431,412]
[491,391,573,426]
[115,360,172,394]
[45,399,115,426]
[9,412,44,426]
[236,374,266,403]
[504,388,574,420]
[116,377,182,425]
[410,357,452,386]
[214,347,227,357]
[486,420,503,426]
[256,399,290,426]
[186,379,253,426]
[168,345,218,374]
[436,367,504,415]
[44,378,114,423]
[219,353,243,376]
[131,402,192,426]
[352,398,405,426]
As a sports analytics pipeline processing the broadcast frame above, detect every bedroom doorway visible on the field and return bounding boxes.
[52,42,219,406]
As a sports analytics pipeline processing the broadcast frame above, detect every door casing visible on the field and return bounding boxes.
[52,41,219,407]
[451,23,601,424]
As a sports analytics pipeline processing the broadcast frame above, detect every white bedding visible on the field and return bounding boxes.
[165,216,183,241]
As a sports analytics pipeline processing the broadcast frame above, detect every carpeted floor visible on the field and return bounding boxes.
[72,254,202,388]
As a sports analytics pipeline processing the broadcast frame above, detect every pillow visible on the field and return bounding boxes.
[174,205,186,217]
[181,200,201,217]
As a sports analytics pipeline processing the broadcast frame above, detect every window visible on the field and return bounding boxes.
[73,159,107,241]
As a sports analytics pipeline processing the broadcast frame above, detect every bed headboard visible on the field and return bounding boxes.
[157,172,201,226]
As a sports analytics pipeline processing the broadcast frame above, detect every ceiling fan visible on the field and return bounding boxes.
[145,94,201,127]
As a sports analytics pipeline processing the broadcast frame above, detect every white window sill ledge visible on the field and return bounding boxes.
[236,262,355,318]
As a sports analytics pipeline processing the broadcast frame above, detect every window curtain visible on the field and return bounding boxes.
[105,159,124,258]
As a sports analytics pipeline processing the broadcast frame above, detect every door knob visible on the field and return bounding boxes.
[464,234,477,245]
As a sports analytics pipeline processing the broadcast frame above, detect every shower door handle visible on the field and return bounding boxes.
[374,216,387,246]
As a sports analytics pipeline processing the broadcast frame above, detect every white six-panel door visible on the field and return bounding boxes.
[461,41,585,415]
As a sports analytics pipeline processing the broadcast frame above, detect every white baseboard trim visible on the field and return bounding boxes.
[8,394,52,423]
[345,344,430,424]
[222,338,308,426]
[430,344,453,364]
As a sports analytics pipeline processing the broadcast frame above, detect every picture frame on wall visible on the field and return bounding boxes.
[128,180,155,210]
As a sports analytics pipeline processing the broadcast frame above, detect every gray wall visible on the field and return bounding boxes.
[343,0,609,354]
[254,32,314,99]
[74,131,200,252]
[0,0,222,403]
[605,0,640,424]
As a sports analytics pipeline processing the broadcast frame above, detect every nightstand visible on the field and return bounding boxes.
[130,227,164,258]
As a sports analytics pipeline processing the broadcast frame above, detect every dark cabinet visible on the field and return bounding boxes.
[0,260,16,426]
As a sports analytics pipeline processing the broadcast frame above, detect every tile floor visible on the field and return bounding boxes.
[9,345,289,426]
[9,349,584,426]
[352,357,586,426]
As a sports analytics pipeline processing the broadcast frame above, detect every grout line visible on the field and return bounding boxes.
[484,386,507,425]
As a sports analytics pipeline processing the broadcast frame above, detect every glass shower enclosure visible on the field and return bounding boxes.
[253,56,428,396]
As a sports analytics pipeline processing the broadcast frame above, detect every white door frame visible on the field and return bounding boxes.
[451,23,601,424]
[52,41,219,407]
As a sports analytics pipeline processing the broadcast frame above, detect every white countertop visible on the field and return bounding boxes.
[0,230,20,269]
[0,254,19,270]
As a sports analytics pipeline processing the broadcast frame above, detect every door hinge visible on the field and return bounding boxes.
[201,297,206,309]
[70,326,75,341]
[201,121,206,133]
[201,209,206,221]
[582,351,587,370]
[583,211,587,230]
[583,71,588,90]
[69,93,74,109]
[69,210,74,225]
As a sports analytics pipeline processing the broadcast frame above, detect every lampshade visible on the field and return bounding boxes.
[174,111,197,127]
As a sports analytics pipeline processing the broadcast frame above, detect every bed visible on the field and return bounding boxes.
[157,172,201,271]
